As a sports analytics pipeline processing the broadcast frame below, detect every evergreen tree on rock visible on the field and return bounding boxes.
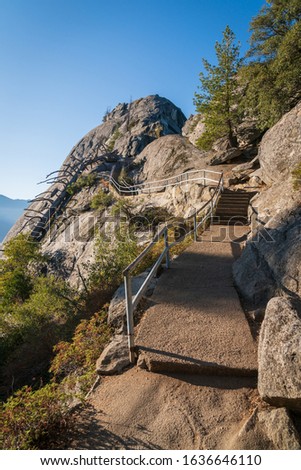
[241,0,301,129]
[194,25,243,150]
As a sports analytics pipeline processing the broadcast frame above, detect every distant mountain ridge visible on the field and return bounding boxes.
[0,194,28,242]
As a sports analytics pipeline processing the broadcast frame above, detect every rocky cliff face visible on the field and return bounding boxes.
[232,101,301,412]
[233,103,301,305]
[3,95,211,287]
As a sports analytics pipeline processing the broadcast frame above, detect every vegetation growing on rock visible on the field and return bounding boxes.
[90,189,113,210]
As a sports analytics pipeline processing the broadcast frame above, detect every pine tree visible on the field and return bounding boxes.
[241,0,301,129]
[194,26,243,150]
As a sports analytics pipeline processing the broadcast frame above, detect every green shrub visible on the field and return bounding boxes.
[13,276,78,334]
[50,310,111,384]
[107,127,122,152]
[0,234,45,304]
[66,173,98,196]
[292,163,301,190]
[88,229,139,291]
[90,189,113,210]
[0,234,79,363]
[0,383,69,449]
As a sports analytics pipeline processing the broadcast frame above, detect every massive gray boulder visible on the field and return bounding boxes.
[258,297,301,411]
[136,134,207,181]
[259,102,301,185]
[233,207,301,305]
[96,334,130,375]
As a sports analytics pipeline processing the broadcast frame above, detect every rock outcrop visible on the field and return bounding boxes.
[136,134,206,181]
[231,407,301,450]
[233,208,301,305]
[182,114,206,146]
[96,335,130,375]
[233,102,301,306]
[258,297,301,411]
[232,102,301,444]
[259,102,301,185]
[3,96,191,287]
[4,95,186,242]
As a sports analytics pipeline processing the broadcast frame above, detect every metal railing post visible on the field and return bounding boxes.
[164,228,170,269]
[124,273,135,363]
[193,214,197,242]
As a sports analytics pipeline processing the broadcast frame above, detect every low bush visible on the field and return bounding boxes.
[0,383,69,449]
[50,310,111,384]
[66,173,98,195]
[88,229,139,291]
[90,189,113,210]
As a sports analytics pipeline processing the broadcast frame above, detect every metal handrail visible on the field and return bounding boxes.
[109,169,222,195]
[123,171,223,362]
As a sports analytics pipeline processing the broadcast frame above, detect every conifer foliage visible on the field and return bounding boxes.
[241,0,301,129]
[194,26,243,150]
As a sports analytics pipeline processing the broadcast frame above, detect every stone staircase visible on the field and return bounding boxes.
[213,189,256,226]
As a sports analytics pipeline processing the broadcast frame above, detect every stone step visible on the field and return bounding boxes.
[212,218,249,225]
[216,205,248,213]
[215,212,248,217]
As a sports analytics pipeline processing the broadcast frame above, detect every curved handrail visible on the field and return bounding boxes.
[109,168,222,195]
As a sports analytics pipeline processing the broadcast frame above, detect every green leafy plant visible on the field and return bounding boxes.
[66,174,98,196]
[0,234,45,304]
[88,228,139,291]
[50,310,111,384]
[90,189,113,210]
[0,234,79,364]
[0,383,69,450]
[107,127,122,152]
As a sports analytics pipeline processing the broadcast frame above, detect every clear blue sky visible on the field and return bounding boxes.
[0,0,264,199]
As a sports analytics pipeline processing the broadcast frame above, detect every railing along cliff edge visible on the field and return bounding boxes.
[116,170,224,362]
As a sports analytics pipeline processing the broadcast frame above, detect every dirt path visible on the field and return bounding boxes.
[64,225,262,450]
[68,369,260,450]
[136,225,257,376]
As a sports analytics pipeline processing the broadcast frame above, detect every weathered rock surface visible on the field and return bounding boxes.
[233,195,301,306]
[230,407,301,450]
[3,95,190,285]
[232,156,259,177]
[136,134,207,181]
[233,101,301,306]
[182,114,206,145]
[235,120,262,147]
[96,335,130,375]
[210,147,242,165]
[257,407,301,449]
[258,297,301,411]
[5,95,186,241]
[259,102,301,185]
